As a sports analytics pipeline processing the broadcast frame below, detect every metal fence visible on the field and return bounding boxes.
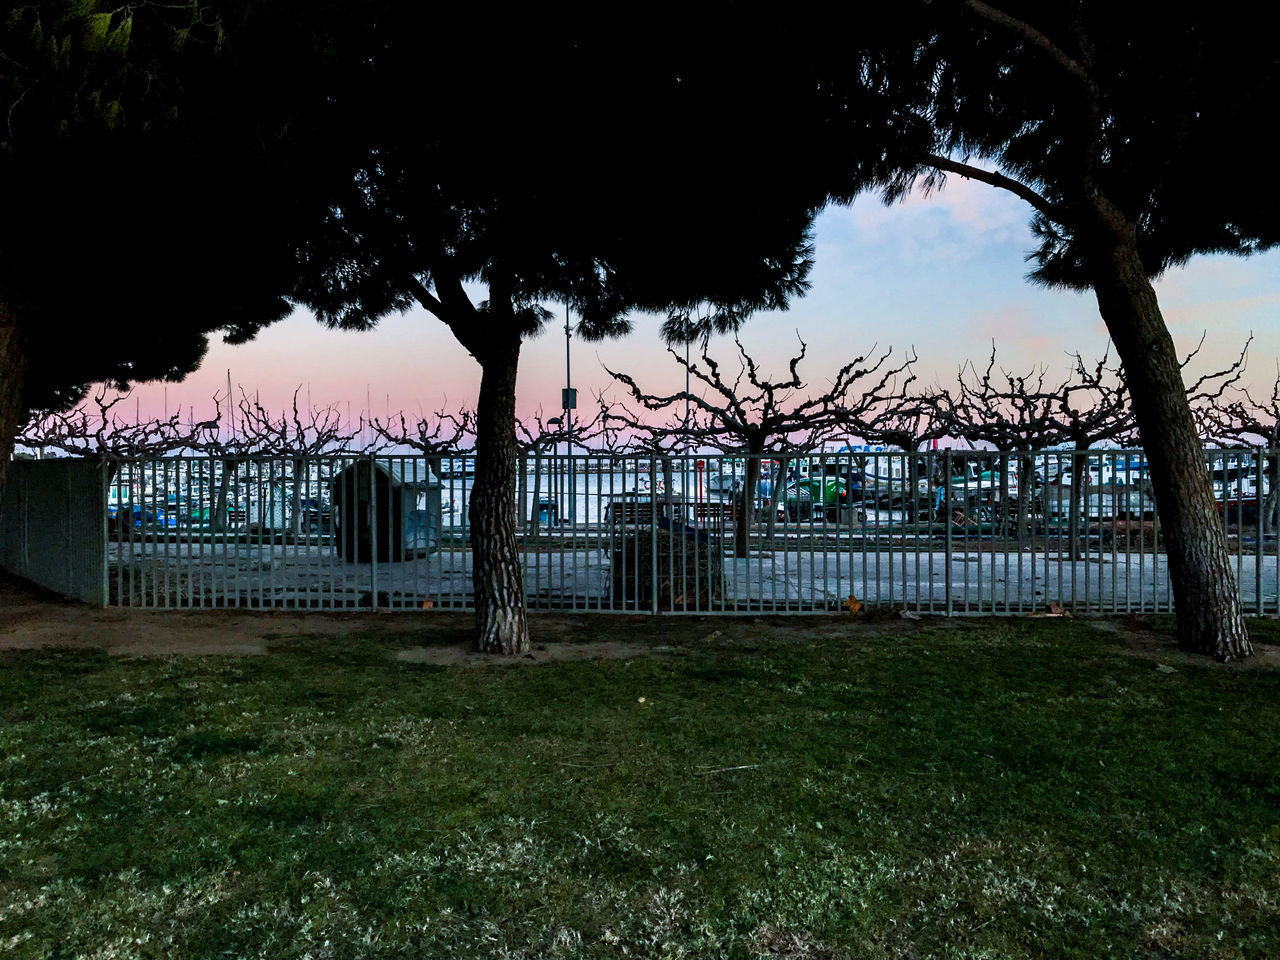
[65,448,1276,615]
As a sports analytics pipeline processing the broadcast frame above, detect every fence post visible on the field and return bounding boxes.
[944,449,953,616]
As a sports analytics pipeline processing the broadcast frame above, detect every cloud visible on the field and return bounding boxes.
[838,175,1032,267]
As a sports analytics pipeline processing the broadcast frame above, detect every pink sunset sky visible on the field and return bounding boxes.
[121,180,1279,433]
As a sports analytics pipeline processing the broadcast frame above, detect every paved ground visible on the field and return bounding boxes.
[103,541,1280,613]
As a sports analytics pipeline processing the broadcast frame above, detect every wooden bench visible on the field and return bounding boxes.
[605,500,658,525]
[688,502,737,527]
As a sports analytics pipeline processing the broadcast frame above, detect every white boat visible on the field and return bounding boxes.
[437,457,474,480]
[703,460,742,495]
[1052,453,1148,488]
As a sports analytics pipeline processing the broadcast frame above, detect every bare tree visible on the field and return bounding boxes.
[1198,365,1280,447]
[937,345,1136,545]
[220,388,368,533]
[851,385,952,455]
[603,335,913,557]
[1196,358,1280,534]
[18,387,213,458]
[935,337,1250,555]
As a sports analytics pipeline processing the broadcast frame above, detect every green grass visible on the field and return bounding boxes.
[2,616,1279,958]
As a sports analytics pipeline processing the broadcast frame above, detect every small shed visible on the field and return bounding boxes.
[330,460,443,563]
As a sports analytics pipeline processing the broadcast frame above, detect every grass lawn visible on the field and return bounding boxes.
[2,613,1279,959]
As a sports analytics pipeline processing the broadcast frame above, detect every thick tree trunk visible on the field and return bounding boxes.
[471,332,528,654]
[0,303,26,501]
[1089,226,1250,659]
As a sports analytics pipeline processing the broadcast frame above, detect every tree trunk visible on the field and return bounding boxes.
[735,447,762,559]
[290,457,304,536]
[212,459,234,532]
[471,331,528,654]
[766,456,784,543]
[530,448,544,533]
[1264,449,1279,537]
[1068,444,1088,562]
[1088,225,1250,659]
[0,303,26,501]
[1015,453,1035,542]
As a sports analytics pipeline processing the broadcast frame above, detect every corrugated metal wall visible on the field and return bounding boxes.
[0,460,106,606]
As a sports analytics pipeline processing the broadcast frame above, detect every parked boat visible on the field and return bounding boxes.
[437,457,474,480]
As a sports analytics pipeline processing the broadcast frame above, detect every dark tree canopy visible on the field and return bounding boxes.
[1,1,356,417]
[286,3,882,653]
[802,0,1280,658]
[805,2,1280,283]
[290,4,845,346]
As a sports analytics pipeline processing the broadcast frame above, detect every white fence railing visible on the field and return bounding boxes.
[5,449,1276,615]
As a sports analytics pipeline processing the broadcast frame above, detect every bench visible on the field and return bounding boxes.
[688,501,737,528]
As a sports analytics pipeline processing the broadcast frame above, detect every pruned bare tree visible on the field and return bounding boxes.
[850,384,952,454]
[18,387,212,459]
[512,406,615,531]
[217,388,368,533]
[602,334,914,557]
[1197,365,1280,447]
[937,344,1137,543]
[934,336,1250,552]
[1195,356,1279,533]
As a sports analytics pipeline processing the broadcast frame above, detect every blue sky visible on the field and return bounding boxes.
[129,179,1279,433]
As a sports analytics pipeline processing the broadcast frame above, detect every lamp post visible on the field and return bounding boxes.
[562,305,578,526]
[682,338,691,504]
[547,416,563,526]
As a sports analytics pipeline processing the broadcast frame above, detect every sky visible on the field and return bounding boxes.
[120,178,1279,439]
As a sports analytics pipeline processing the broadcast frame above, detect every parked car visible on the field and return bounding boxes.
[108,503,178,532]
[786,475,856,522]
[299,497,333,532]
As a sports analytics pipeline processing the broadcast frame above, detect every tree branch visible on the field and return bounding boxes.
[964,1,1093,87]
[915,153,1063,222]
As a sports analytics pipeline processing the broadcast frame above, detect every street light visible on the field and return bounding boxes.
[547,417,564,526]
[562,304,577,526]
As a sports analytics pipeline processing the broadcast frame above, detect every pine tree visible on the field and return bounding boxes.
[289,5,827,653]
[811,1,1280,658]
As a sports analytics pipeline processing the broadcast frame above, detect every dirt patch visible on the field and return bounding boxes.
[750,925,843,960]
[0,570,453,656]
[1,571,700,658]
[395,640,664,665]
[1088,617,1280,671]
[10,568,1276,669]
